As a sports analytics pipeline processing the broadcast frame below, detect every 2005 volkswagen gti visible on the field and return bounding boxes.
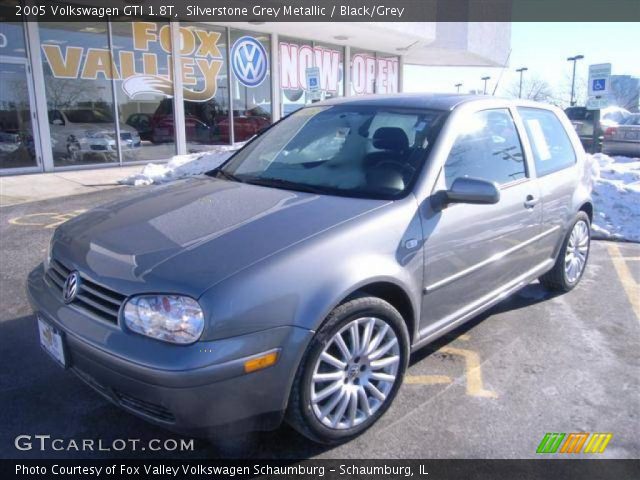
[28,94,593,444]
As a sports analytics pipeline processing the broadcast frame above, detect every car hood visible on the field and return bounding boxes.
[53,177,389,297]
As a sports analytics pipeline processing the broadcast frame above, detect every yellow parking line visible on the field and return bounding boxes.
[404,375,452,385]
[607,243,640,322]
[439,346,498,398]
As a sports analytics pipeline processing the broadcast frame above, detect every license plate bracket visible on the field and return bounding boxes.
[38,315,68,368]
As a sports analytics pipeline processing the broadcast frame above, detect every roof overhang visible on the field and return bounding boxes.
[213,22,511,68]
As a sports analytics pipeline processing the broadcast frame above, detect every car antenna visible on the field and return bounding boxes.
[492,48,512,96]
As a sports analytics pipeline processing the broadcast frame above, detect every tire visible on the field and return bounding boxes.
[286,296,409,444]
[539,212,591,292]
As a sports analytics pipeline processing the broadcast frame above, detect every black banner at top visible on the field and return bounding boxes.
[3,0,640,22]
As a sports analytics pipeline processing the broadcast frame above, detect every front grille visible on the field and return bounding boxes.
[46,259,126,325]
[114,391,175,423]
[120,132,132,141]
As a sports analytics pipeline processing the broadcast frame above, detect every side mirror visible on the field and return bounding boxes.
[52,119,64,126]
[432,177,500,211]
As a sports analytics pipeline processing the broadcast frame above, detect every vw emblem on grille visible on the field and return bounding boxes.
[63,271,80,304]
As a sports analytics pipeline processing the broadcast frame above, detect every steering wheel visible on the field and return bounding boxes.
[374,159,416,180]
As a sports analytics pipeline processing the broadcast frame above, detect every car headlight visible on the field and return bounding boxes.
[123,295,205,345]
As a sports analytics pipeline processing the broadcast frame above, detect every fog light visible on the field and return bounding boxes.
[244,350,279,373]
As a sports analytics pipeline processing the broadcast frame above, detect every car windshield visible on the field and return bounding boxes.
[216,105,447,199]
[63,109,114,123]
[623,114,640,126]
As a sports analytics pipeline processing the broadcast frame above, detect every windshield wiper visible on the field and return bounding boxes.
[209,169,243,183]
[243,177,325,194]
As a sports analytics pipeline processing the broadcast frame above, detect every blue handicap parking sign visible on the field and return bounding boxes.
[593,79,606,91]
[309,77,318,88]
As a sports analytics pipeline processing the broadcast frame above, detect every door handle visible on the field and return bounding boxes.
[524,195,539,208]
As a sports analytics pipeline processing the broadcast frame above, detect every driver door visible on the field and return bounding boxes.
[418,107,543,339]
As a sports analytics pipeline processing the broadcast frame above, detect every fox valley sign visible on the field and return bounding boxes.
[41,22,399,103]
[41,22,224,102]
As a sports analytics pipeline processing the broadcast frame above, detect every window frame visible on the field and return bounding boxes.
[439,107,530,191]
[516,106,577,178]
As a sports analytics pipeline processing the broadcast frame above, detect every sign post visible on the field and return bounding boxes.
[305,66,321,102]
[587,63,611,153]
[587,63,611,99]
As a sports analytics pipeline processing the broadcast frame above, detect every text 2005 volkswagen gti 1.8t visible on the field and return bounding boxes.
[28,94,593,444]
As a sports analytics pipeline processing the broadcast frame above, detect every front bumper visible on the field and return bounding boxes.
[27,264,313,436]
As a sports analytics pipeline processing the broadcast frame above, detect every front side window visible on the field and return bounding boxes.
[218,106,447,199]
[443,109,526,188]
[518,108,576,177]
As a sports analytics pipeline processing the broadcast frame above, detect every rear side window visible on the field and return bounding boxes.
[518,108,576,177]
[443,108,526,188]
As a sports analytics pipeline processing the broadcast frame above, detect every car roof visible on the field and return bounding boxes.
[314,93,501,111]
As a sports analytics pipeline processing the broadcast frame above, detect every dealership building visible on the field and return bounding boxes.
[0,18,509,174]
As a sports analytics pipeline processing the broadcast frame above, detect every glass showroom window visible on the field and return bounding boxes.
[0,21,39,171]
[179,23,230,151]
[315,41,344,99]
[110,20,176,162]
[374,53,399,94]
[351,49,399,95]
[39,22,118,167]
[279,37,344,117]
[229,29,272,143]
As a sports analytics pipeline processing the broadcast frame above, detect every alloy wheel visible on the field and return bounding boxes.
[310,317,400,429]
[564,220,589,284]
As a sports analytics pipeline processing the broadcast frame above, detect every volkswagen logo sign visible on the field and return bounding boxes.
[231,36,268,88]
[63,271,80,304]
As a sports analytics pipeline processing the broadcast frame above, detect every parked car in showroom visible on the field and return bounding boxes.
[48,108,141,163]
[29,94,592,444]
[565,105,631,152]
[149,98,222,145]
[602,113,640,157]
[217,106,272,143]
[125,113,154,142]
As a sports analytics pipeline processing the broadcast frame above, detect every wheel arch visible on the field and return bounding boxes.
[340,280,417,344]
[578,201,594,223]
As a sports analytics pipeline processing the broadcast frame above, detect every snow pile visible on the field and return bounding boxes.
[589,153,640,242]
[119,143,243,186]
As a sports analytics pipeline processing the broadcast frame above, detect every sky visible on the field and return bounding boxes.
[403,22,640,104]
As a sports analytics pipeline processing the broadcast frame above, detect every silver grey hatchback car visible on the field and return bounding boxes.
[28,94,593,444]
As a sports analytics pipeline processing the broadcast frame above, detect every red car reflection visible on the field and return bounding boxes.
[218,112,271,143]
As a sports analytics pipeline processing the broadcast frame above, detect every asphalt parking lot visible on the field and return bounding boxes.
[1,187,638,459]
